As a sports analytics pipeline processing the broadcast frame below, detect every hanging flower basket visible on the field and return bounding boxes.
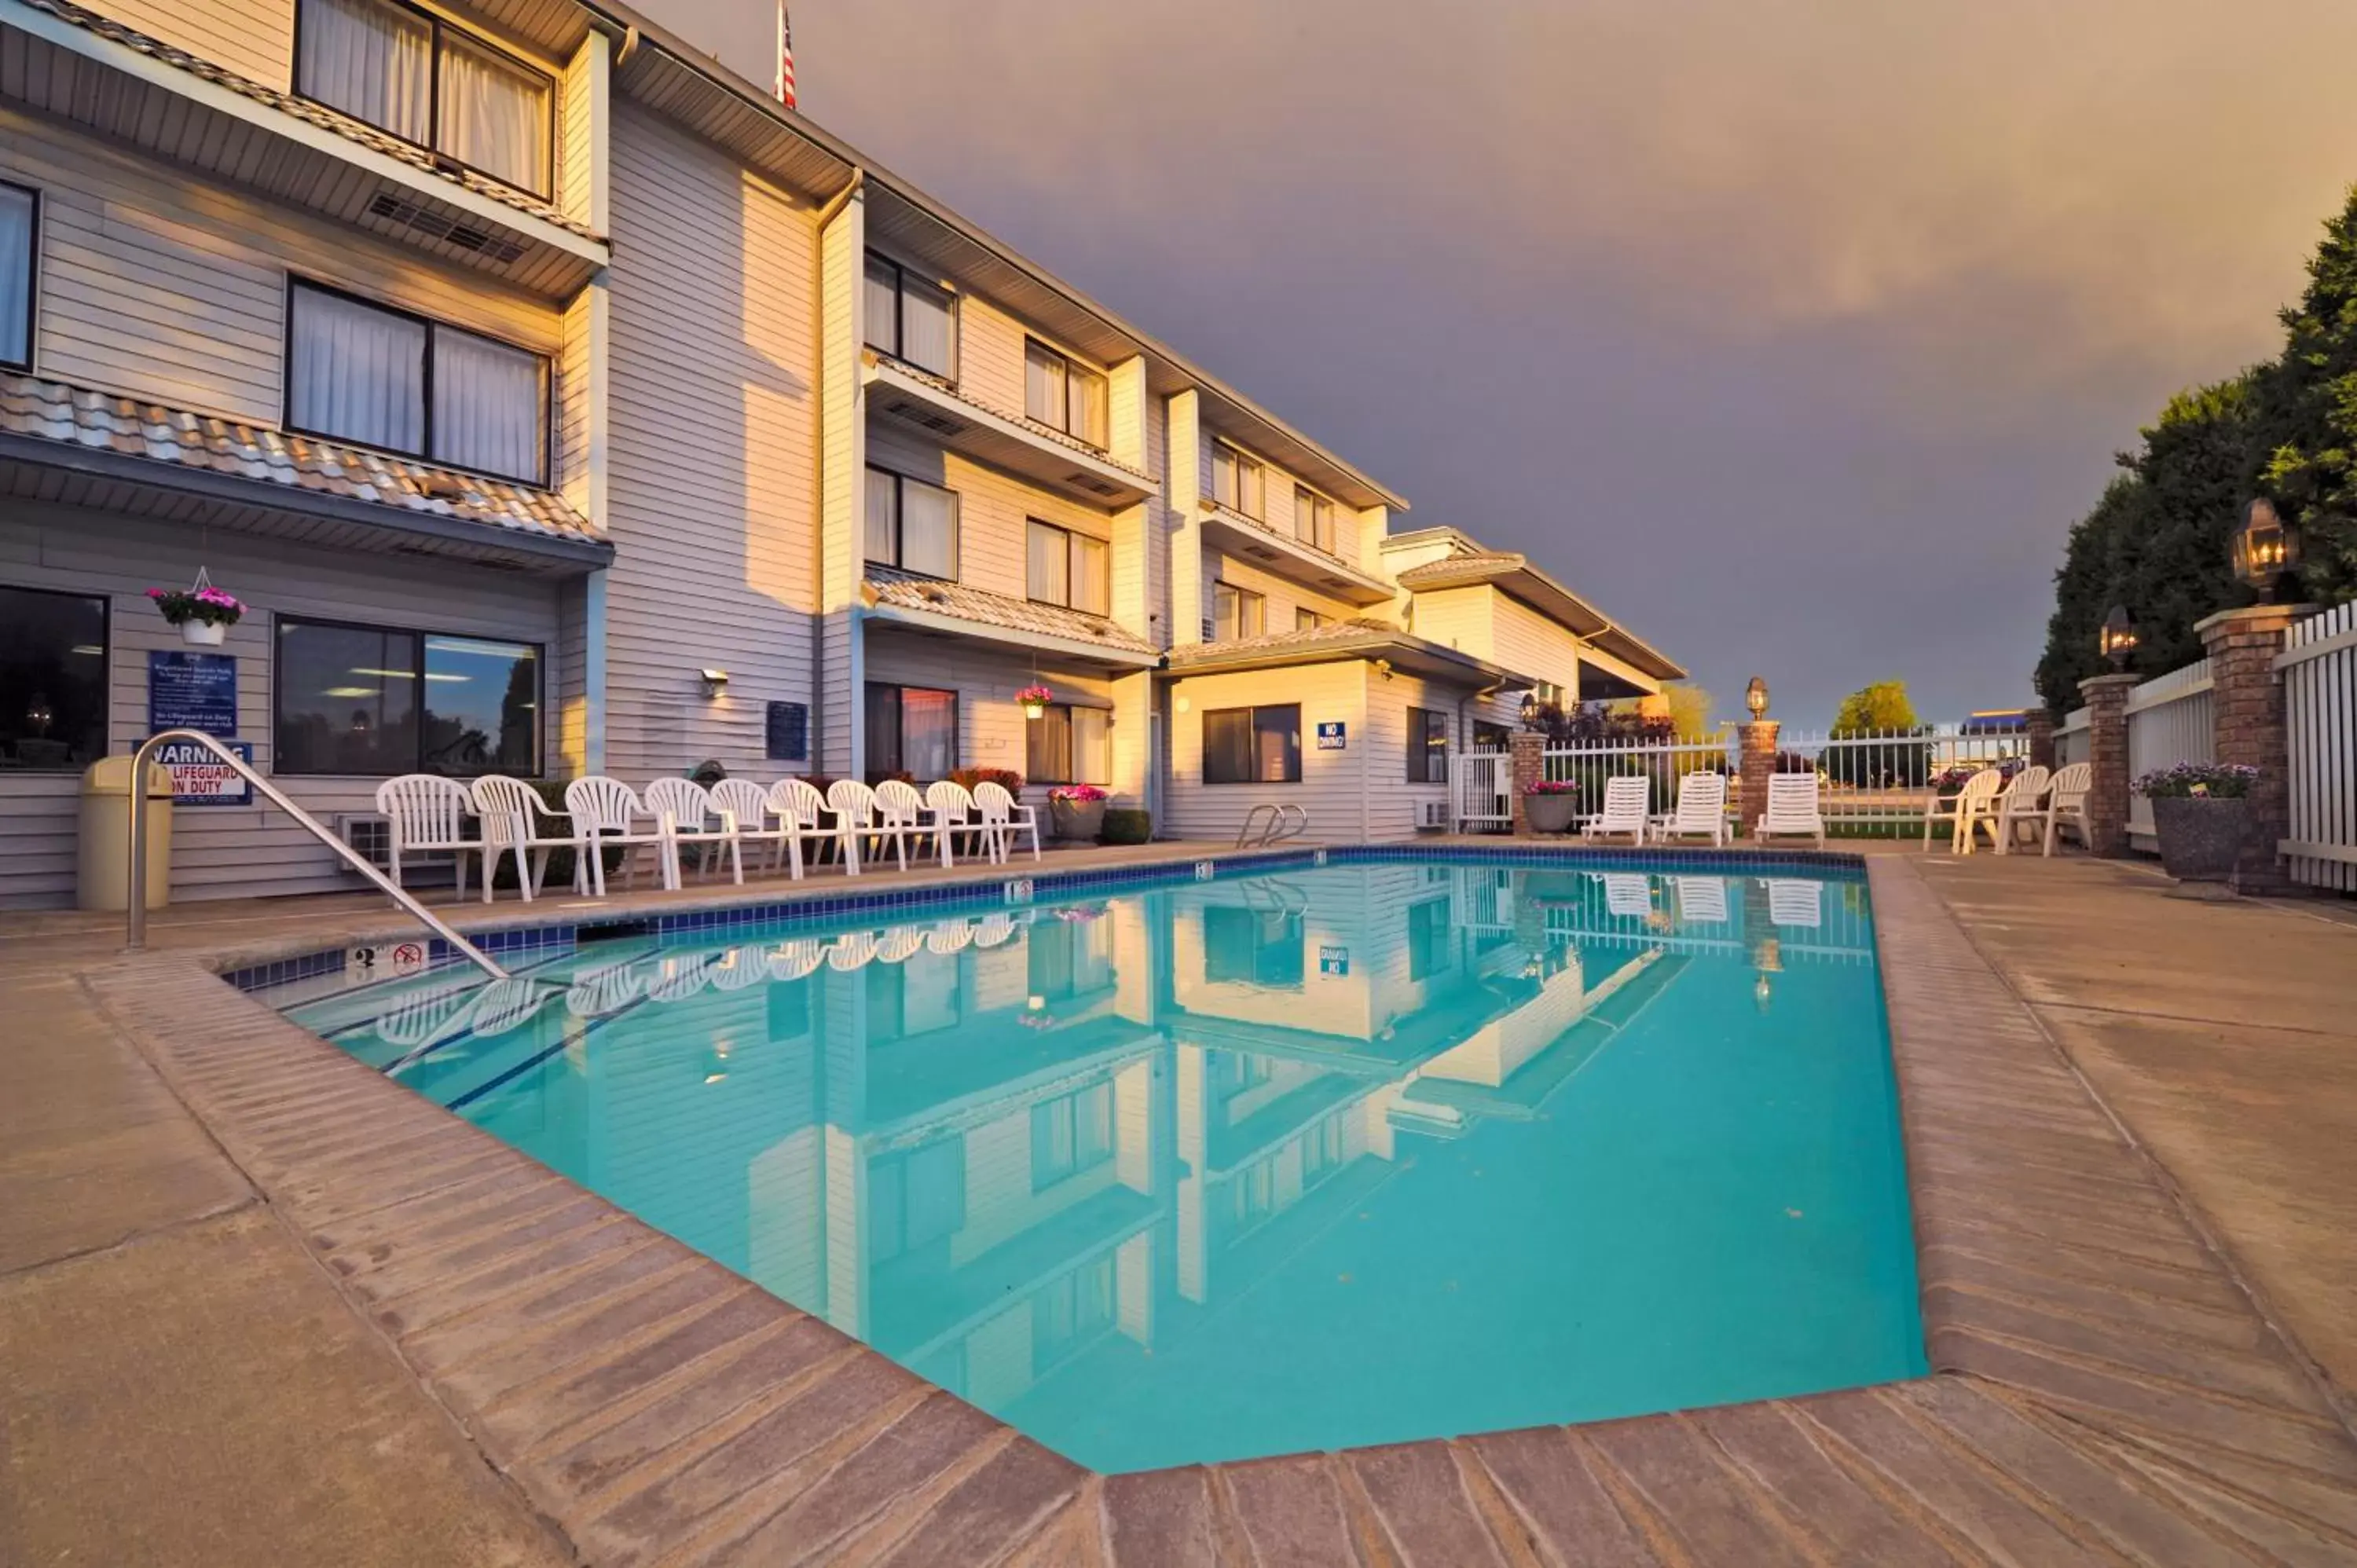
[147,576,245,647]
[1017,683,1054,720]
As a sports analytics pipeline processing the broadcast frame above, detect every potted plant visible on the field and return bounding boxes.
[2135,761,2260,888]
[1017,683,1054,721]
[1048,783,1109,841]
[1523,778,1579,834]
[147,579,245,647]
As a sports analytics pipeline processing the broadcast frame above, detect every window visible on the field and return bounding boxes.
[1408,707,1450,784]
[1028,916,1113,1000]
[275,617,539,776]
[869,949,962,1039]
[286,282,548,484]
[0,585,106,771]
[1293,485,1336,552]
[1408,896,1454,982]
[1295,607,1329,633]
[1031,1256,1115,1367]
[863,467,959,580]
[1027,702,1110,785]
[1211,582,1264,641]
[1211,442,1264,518]
[1203,905,1304,987]
[871,1136,964,1263]
[864,683,958,782]
[1031,1082,1115,1189]
[862,252,956,379]
[295,0,552,197]
[1026,520,1109,615]
[1023,339,1108,448]
[0,182,32,372]
[1202,703,1299,784]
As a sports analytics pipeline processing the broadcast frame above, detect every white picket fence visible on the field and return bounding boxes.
[1539,734,1739,830]
[2124,659,2215,851]
[1455,748,1512,831]
[1777,727,2030,830]
[2056,708,2090,767]
[2283,600,2357,892]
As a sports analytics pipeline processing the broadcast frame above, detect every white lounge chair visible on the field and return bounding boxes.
[1989,764,2052,855]
[1674,875,1729,925]
[827,779,912,871]
[771,776,858,875]
[924,779,997,866]
[709,945,769,991]
[1653,771,1728,848]
[1754,774,1827,848]
[875,922,927,963]
[467,977,551,1038]
[1923,768,2003,855]
[827,929,880,971]
[1593,871,1655,919]
[470,775,577,903]
[645,777,743,885]
[974,780,1042,863]
[713,778,801,881]
[1581,776,1650,845]
[376,775,480,900]
[2032,762,2093,856]
[566,958,646,1019]
[926,918,977,955]
[645,953,713,1002]
[1765,878,1823,929]
[564,777,676,894]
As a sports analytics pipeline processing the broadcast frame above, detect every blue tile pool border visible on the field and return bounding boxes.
[220,841,1868,995]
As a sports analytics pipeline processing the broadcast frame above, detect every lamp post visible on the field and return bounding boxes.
[2231,499,2302,603]
[2099,605,2139,672]
[1745,677,1769,721]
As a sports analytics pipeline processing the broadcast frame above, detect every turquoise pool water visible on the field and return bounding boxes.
[288,858,1926,1472]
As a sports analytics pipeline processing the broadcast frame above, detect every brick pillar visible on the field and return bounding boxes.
[1508,730,1545,836]
[2077,672,2139,857]
[2026,709,2056,771]
[1736,721,1780,838]
[2195,603,2314,895]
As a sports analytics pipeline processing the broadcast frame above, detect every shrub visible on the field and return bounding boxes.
[2135,761,2259,799]
[1098,808,1152,844]
[948,766,1024,793]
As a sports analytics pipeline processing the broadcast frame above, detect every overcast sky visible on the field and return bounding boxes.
[652,0,2357,726]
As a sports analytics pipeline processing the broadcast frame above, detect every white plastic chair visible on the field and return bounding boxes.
[766,939,828,982]
[771,777,858,876]
[875,780,940,868]
[1923,768,2003,855]
[709,945,769,991]
[646,952,713,1002]
[828,779,912,871]
[1990,764,2052,855]
[645,777,743,885]
[875,923,927,963]
[1765,879,1823,929]
[2031,762,2093,856]
[1754,774,1827,849]
[1593,871,1655,919]
[469,775,577,903]
[827,929,880,971]
[1652,772,1728,848]
[973,912,1018,948]
[714,778,801,881]
[375,775,479,900]
[926,918,977,955]
[1674,875,1729,925]
[564,777,677,894]
[467,977,551,1038]
[566,958,645,1019]
[924,779,996,866]
[1580,776,1650,844]
[973,780,1041,863]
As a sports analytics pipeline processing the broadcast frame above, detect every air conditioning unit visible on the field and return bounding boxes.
[1420,800,1451,830]
[335,812,393,874]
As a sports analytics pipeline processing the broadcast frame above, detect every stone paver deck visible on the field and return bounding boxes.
[5,845,2356,1563]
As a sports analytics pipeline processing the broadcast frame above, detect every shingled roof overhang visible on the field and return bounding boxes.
[1164,624,1526,689]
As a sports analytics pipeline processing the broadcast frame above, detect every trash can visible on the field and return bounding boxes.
[79,757,174,912]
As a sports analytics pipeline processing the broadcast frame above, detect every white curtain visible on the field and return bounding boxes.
[900,277,955,378]
[1071,534,1109,615]
[438,32,550,194]
[288,284,425,453]
[863,256,900,356]
[299,0,430,143]
[1237,455,1264,518]
[901,688,957,778]
[899,478,957,578]
[0,185,31,368]
[1073,705,1109,783]
[1028,521,1069,605]
[1072,368,1107,447]
[1025,339,1066,428]
[865,468,898,565]
[432,327,544,482]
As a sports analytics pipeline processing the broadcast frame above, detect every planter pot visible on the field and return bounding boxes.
[2150,794,2250,883]
[178,619,228,647]
[1021,702,1047,721]
[1050,798,1107,841]
[1523,793,1579,834]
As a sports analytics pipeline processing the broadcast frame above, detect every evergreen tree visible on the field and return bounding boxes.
[2256,186,2357,601]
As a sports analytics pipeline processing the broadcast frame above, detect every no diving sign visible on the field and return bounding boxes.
[347,940,431,980]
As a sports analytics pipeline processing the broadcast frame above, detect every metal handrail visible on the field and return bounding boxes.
[124,729,510,980]
[1234,802,1310,849]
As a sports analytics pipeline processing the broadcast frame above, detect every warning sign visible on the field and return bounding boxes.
[347,941,431,980]
[150,738,253,805]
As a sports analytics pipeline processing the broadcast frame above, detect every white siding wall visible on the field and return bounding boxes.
[1362,668,1479,839]
[863,428,1115,606]
[603,104,819,779]
[88,0,292,90]
[1409,584,1583,699]
[954,292,1029,418]
[0,508,563,908]
[1162,661,1367,842]
[1204,551,1363,638]
[861,632,1124,809]
[1196,427,1364,570]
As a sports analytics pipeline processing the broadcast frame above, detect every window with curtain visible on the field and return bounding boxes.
[1031,1082,1115,1189]
[1211,443,1264,518]
[295,0,552,197]
[286,282,548,483]
[1408,707,1450,784]
[869,1136,965,1262]
[864,683,959,782]
[862,252,956,379]
[1408,896,1455,981]
[0,585,107,771]
[1026,520,1109,614]
[1293,485,1336,552]
[1202,905,1304,987]
[0,182,34,371]
[276,617,538,776]
[1027,702,1109,784]
[1296,607,1329,632]
[1023,339,1108,448]
[1212,582,1263,642]
[1030,1256,1116,1367]
[864,467,959,579]
[1202,704,1299,784]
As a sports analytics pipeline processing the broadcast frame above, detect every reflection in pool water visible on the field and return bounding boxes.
[295,860,1925,1473]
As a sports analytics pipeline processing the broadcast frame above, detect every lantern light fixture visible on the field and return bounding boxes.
[2231,498,2301,600]
[1744,676,1769,720]
[2099,605,2139,672]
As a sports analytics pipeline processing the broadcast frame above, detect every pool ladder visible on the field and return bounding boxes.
[1235,802,1309,849]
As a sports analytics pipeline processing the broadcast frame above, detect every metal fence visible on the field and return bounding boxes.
[1540,733,1738,825]
[2123,659,2214,850]
[2284,600,2357,892]
[1775,727,2032,832]
[1454,748,1512,831]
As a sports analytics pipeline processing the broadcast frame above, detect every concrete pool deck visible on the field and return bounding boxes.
[4,844,2355,1564]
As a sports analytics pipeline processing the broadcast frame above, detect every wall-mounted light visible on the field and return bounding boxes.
[699,668,731,699]
[1373,658,1394,681]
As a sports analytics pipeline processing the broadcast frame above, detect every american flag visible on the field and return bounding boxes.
[773,1,796,109]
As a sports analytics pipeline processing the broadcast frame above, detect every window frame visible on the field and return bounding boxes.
[1211,581,1265,642]
[271,611,544,779]
[863,681,961,782]
[1025,518,1110,615]
[0,581,109,772]
[1201,702,1302,785]
[863,465,961,581]
[290,0,558,200]
[1407,706,1450,785]
[0,180,36,373]
[1211,441,1266,519]
[1021,336,1108,449]
[282,277,551,485]
[1292,483,1336,554]
[1025,700,1111,786]
[1294,607,1329,633]
[863,251,959,381]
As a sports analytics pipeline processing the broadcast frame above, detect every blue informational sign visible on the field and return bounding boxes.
[766,700,810,763]
[1315,720,1347,750]
[147,651,237,737]
[1318,946,1351,977]
[150,738,254,805]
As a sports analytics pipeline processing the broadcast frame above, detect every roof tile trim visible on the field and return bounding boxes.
[864,565,1158,655]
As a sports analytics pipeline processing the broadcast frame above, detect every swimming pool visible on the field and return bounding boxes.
[284,855,1926,1473]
